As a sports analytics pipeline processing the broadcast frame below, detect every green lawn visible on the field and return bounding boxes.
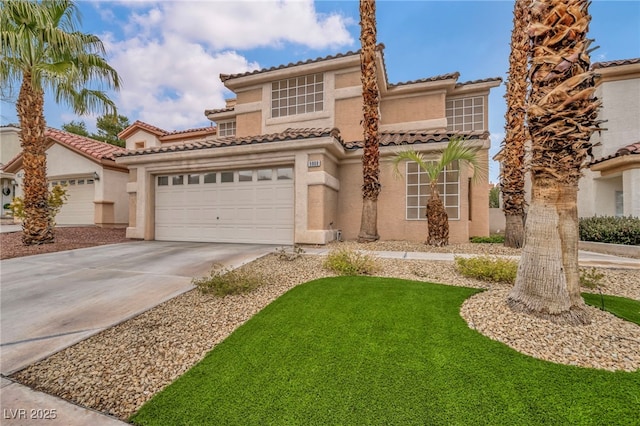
[131,277,640,426]
[583,292,640,324]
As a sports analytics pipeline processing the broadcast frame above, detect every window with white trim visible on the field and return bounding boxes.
[218,120,236,137]
[406,161,460,220]
[446,97,484,131]
[271,73,323,118]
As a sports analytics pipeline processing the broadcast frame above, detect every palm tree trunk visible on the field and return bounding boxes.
[426,182,448,246]
[357,0,381,242]
[507,0,600,325]
[501,0,529,248]
[508,179,588,324]
[17,73,54,245]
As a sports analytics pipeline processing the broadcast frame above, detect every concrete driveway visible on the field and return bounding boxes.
[0,241,278,375]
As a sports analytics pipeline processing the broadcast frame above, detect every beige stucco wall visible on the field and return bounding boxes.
[335,97,364,143]
[381,93,443,125]
[0,126,21,165]
[237,88,262,104]
[100,168,129,226]
[336,146,489,244]
[335,70,360,89]
[237,111,262,137]
[125,129,161,150]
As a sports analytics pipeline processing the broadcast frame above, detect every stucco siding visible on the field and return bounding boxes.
[335,97,363,143]
[237,111,262,137]
[335,70,360,89]
[381,93,443,125]
[237,88,262,104]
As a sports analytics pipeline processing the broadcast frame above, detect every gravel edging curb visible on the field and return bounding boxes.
[10,251,640,421]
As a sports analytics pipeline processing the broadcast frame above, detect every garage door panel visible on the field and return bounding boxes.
[55,180,95,225]
[155,168,294,244]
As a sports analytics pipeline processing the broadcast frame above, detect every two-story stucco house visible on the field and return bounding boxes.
[579,58,640,218]
[115,46,501,245]
[0,125,22,218]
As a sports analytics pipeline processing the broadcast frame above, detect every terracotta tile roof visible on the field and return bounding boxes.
[115,128,343,158]
[119,120,217,139]
[45,128,126,160]
[591,58,640,70]
[204,106,235,116]
[456,77,503,87]
[343,130,490,150]
[124,120,167,136]
[2,128,126,172]
[591,141,640,165]
[389,72,460,88]
[220,50,362,82]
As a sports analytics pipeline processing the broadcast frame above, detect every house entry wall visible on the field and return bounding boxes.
[155,167,294,244]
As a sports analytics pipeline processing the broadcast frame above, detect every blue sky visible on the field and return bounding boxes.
[1,0,639,183]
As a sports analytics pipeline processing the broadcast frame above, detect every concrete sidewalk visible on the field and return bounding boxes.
[304,247,640,269]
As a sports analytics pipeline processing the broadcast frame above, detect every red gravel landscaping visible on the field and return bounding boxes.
[0,226,131,260]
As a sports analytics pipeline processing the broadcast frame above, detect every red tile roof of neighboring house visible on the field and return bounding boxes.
[456,77,503,88]
[46,128,126,160]
[114,128,343,158]
[591,58,640,70]
[343,130,490,150]
[389,73,460,88]
[2,128,127,173]
[591,141,640,165]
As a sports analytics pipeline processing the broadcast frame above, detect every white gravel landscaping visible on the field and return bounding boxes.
[10,242,640,421]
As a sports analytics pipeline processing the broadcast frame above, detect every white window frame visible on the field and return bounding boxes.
[218,120,236,137]
[271,73,324,118]
[406,161,460,220]
[446,96,484,131]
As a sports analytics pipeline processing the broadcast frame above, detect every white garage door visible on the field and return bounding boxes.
[155,167,294,245]
[50,178,95,225]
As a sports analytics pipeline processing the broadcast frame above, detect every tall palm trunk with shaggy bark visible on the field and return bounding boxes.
[500,0,529,248]
[507,0,601,325]
[17,73,53,244]
[357,0,381,242]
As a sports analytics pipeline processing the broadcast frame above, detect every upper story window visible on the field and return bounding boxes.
[271,73,323,118]
[218,120,236,137]
[446,96,484,131]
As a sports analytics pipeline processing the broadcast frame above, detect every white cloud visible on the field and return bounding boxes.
[97,0,354,130]
[163,0,353,50]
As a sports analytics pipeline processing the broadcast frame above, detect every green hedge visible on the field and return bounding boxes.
[578,216,640,246]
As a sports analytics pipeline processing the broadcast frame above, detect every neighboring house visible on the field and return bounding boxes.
[578,58,640,218]
[3,128,128,227]
[118,120,217,151]
[0,125,22,218]
[116,46,502,245]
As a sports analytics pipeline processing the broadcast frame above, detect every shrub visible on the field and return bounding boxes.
[192,264,263,297]
[323,248,381,276]
[10,184,69,225]
[275,245,305,261]
[579,268,605,289]
[579,216,640,246]
[470,235,505,244]
[454,256,517,283]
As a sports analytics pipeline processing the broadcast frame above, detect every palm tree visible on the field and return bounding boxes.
[393,138,485,246]
[507,0,601,325]
[357,0,381,242]
[1,0,121,245]
[499,0,529,248]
